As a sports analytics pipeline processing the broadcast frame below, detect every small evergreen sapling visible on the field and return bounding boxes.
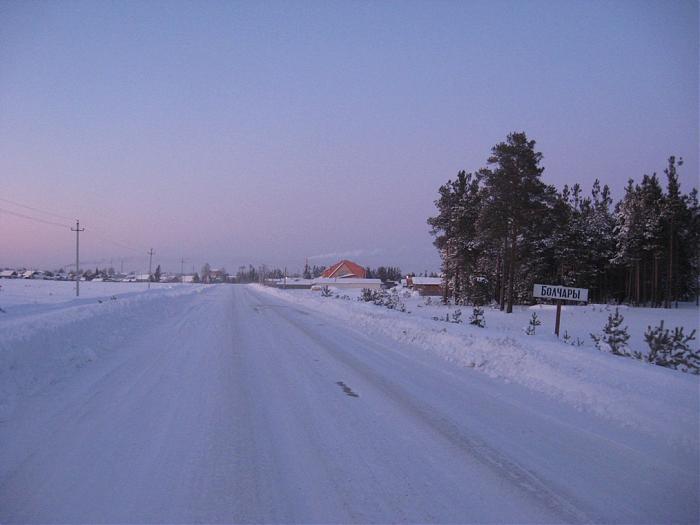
[525,311,541,335]
[469,306,485,327]
[360,288,378,302]
[645,321,699,374]
[590,307,631,356]
[450,309,462,323]
[320,285,332,297]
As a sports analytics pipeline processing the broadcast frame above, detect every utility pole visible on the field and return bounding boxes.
[147,248,154,289]
[180,257,185,282]
[71,219,85,297]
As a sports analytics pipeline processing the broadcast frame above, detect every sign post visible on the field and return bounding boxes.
[533,284,589,337]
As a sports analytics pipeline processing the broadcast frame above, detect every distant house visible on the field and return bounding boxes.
[0,270,17,278]
[276,277,314,289]
[22,270,45,280]
[204,269,228,284]
[181,275,196,283]
[321,260,367,279]
[408,276,444,296]
[135,274,151,282]
[311,277,381,290]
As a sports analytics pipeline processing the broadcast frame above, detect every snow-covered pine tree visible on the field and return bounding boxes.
[669,327,699,374]
[645,322,699,374]
[468,306,485,327]
[479,132,547,313]
[591,307,631,356]
[644,321,672,364]
[525,311,541,335]
[613,180,645,305]
[428,170,483,305]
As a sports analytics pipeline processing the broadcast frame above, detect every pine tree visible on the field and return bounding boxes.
[591,308,631,356]
[525,311,541,335]
[480,132,547,313]
[201,263,211,283]
[645,321,699,374]
[468,306,485,327]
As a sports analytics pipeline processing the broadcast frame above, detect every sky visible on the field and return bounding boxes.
[0,0,697,274]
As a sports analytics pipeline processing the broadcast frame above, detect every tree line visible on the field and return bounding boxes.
[428,132,699,311]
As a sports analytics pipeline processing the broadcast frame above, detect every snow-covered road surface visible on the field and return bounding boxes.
[1,284,697,523]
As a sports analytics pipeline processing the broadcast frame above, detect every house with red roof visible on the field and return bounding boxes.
[321,260,367,279]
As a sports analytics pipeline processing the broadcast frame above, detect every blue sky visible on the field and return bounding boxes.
[1,0,697,273]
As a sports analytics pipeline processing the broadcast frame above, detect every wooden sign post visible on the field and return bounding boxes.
[533,284,589,337]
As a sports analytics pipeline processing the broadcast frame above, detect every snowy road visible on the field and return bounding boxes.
[1,285,697,523]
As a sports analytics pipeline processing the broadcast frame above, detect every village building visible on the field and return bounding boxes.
[321,260,367,279]
[408,276,444,296]
[22,270,45,279]
[277,277,314,289]
[311,277,381,290]
[204,269,228,284]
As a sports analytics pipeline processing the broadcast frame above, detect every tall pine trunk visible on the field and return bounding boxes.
[665,222,673,308]
[506,228,516,313]
[499,237,507,311]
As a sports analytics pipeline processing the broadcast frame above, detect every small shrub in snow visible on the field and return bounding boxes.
[644,322,699,374]
[424,296,433,306]
[450,309,462,324]
[525,312,541,335]
[590,308,631,356]
[360,288,378,302]
[320,285,332,297]
[359,288,406,312]
[384,289,407,312]
[468,306,485,327]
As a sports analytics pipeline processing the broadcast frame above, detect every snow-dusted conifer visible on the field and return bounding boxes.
[525,311,541,335]
[591,307,631,356]
[645,322,699,374]
[469,306,485,327]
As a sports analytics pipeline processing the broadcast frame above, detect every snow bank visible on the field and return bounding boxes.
[253,285,699,449]
[0,281,208,420]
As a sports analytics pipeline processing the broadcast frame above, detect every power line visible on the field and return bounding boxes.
[89,231,146,254]
[0,207,70,229]
[2,197,157,267]
[1,196,147,254]
[0,197,74,221]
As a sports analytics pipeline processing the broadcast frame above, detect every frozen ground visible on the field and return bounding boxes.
[0,280,698,523]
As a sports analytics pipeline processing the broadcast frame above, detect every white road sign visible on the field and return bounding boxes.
[533,284,588,302]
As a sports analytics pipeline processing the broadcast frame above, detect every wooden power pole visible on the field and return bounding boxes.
[71,219,85,297]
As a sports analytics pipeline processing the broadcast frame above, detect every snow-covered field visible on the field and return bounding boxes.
[0,280,208,420]
[0,280,698,523]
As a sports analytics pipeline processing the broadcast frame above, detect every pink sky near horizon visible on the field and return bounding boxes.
[1,1,697,274]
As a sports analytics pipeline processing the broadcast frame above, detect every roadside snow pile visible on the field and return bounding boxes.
[0,282,208,420]
[253,284,699,448]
